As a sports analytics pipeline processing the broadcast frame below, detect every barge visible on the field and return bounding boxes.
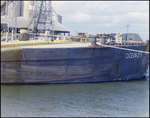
[1,33,149,85]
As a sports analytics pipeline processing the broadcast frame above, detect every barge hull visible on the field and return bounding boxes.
[1,45,149,84]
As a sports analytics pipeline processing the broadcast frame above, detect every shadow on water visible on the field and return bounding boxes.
[1,78,149,117]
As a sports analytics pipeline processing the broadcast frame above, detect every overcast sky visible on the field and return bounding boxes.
[52,1,149,41]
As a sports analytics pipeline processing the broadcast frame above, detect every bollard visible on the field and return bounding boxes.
[100,36,106,44]
[91,36,97,46]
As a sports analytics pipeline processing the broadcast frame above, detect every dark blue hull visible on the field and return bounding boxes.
[1,45,149,84]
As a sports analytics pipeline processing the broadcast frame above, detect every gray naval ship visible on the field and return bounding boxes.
[1,33,149,85]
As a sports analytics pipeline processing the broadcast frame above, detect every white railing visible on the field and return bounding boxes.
[105,38,147,46]
[1,32,148,46]
[1,32,91,42]
[27,33,91,42]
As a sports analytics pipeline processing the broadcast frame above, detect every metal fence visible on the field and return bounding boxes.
[1,31,148,46]
[1,31,91,42]
[28,33,91,42]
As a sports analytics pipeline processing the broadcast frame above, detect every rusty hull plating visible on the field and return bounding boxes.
[1,43,149,85]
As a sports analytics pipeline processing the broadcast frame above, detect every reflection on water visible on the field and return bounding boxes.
[1,78,149,117]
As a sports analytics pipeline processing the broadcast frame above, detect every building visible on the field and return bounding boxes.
[122,33,143,42]
[114,33,122,44]
[1,1,70,35]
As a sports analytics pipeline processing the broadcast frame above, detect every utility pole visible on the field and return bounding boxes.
[126,24,130,33]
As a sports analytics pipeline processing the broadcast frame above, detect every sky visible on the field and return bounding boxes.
[52,1,149,41]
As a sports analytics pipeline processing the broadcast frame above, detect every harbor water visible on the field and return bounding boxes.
[1,68,149,117]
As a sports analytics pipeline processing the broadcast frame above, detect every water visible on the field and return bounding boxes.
[1,69,149,117]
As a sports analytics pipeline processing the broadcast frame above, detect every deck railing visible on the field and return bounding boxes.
[27,33,91,42]
[1,32,148,46]
[1,32,91,43]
